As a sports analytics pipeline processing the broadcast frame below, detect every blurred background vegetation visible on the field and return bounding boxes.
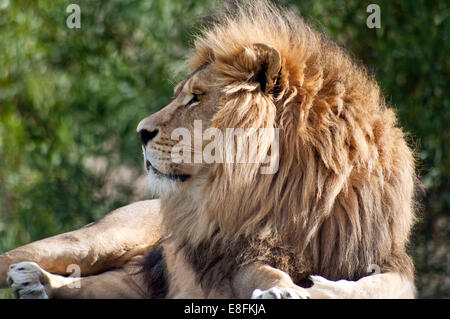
[0,0,448,298]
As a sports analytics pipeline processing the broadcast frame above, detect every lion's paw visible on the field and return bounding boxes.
[252,286,310,299]
[306,275,356,299]
[7,262,48,299]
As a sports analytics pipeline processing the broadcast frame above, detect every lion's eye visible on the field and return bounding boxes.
[186,93,200,107]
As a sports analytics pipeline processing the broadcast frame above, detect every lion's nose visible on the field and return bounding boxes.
[138,129,159,146]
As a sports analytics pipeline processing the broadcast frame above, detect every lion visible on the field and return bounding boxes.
[1,0,417,299]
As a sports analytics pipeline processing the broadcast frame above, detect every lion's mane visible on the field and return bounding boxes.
[162,0,417,290]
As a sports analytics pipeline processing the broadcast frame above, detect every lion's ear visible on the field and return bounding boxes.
[248,43,281,94]
[244,43,281,95]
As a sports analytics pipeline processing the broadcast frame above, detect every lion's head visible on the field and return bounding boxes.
[137,63,221,197]
[137,0,416,289]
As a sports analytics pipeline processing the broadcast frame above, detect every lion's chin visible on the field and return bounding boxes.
[146,168,182,198]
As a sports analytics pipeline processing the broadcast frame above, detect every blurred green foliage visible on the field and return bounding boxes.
[0,0,448,298]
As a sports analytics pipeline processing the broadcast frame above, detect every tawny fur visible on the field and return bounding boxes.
[1,0,418,299]
[162,0,417,290]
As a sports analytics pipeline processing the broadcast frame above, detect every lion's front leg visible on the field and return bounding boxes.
[7,262,56,299]
[232,263,310,299]
[7,261,90,299]
[232,264,414,299]
[306,273,415,299]
[7,256,148,299]
[0,199,162,287]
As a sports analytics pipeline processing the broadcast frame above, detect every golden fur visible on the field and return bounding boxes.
[1,0,417,299]
[161,0,416,290]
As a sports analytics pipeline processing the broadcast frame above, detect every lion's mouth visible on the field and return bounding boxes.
[146,160,190,182]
